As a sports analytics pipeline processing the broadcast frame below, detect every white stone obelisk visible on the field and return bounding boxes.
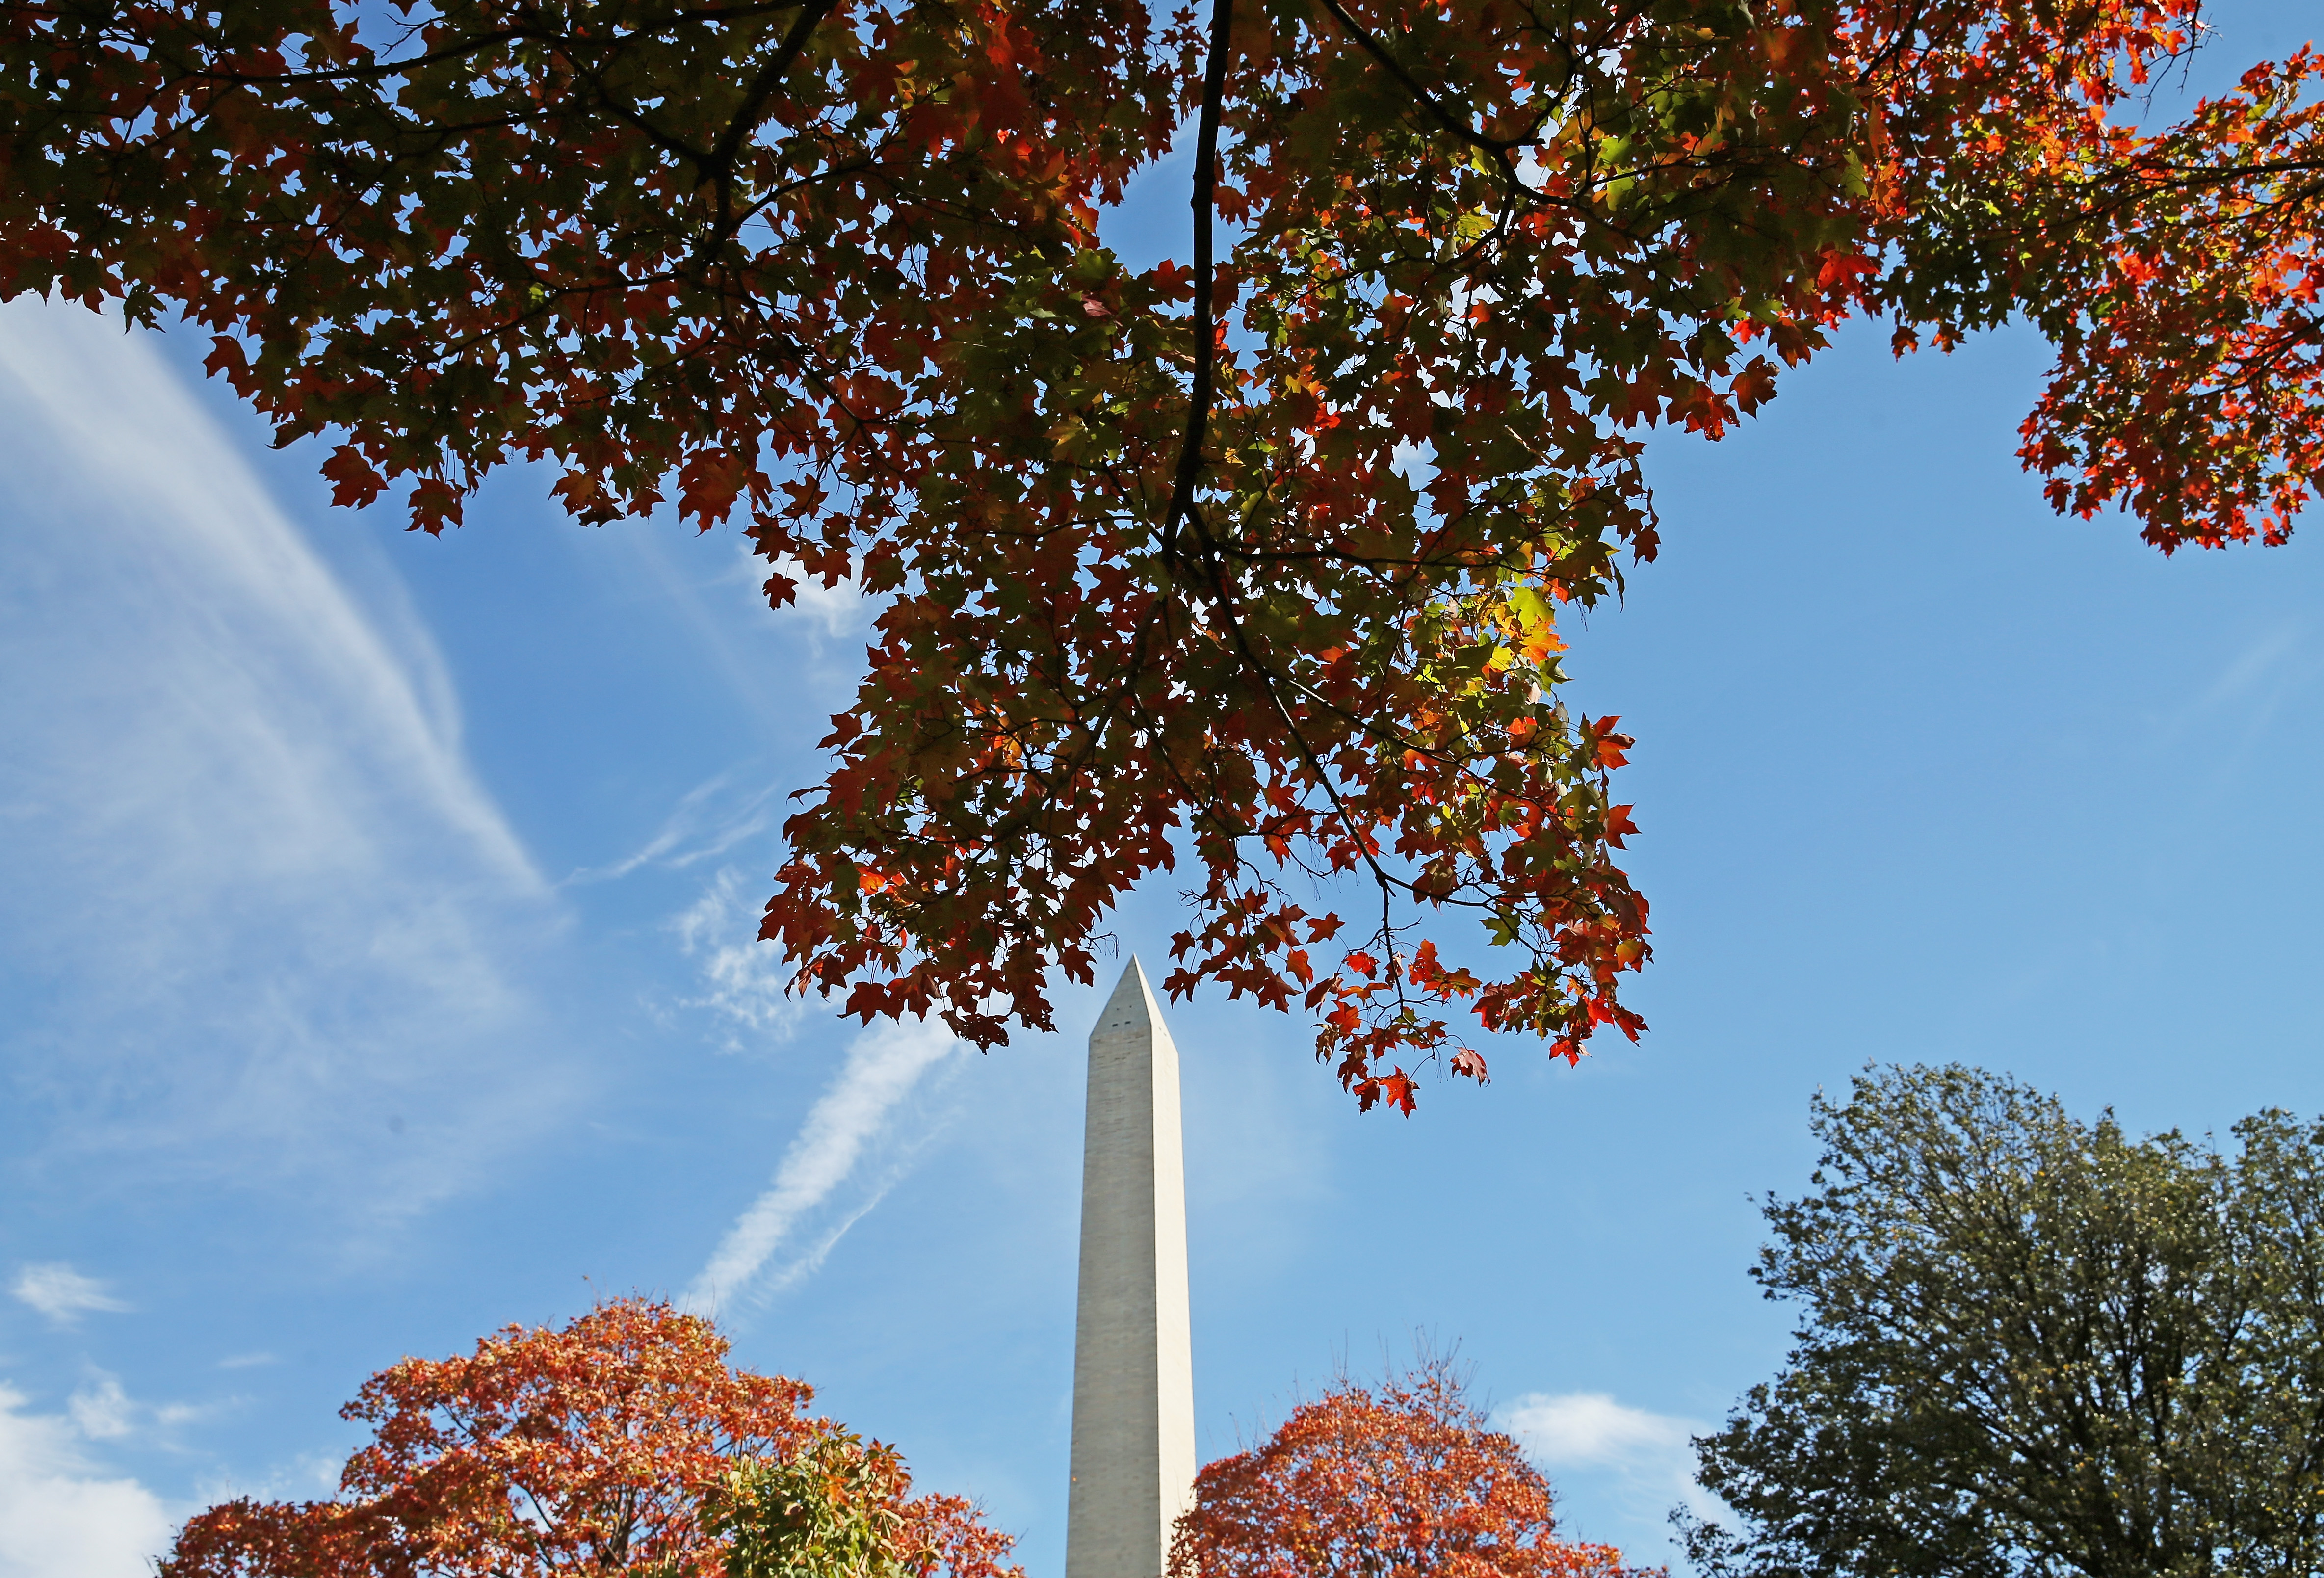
[1066,958,1197,1578]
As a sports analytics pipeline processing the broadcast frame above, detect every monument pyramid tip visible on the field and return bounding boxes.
[1097,954,1158,1030]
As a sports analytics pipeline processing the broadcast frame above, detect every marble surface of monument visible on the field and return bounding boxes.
[1065,958,1197,1578]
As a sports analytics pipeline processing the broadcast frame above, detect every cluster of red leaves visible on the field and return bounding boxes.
[2,0,2317,1107]
[1862,0,2324,550]
[158,1298,1017,1578]
[1170,1360,1654,1578]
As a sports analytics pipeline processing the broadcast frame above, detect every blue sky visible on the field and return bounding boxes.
[3,5,2321,1571]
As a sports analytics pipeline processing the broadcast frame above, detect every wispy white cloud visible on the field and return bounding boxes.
[683,1017,959,1314]
[0,295,562,1220]
[0,1383,175,1578]
[10,1265,129,1328]
[1503,1391,1696,1465]
[2163,623,2318,785]
[62,1373,205,1444]
[1499,1391,1716,1534]
[675,867,803,1046]
[569,775,780,886]
[2194,624,2305,711]
[64,1377,136,1443]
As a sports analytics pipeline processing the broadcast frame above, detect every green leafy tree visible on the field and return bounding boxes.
[717,1432,956,1578]
[1682,1064,2324,1578]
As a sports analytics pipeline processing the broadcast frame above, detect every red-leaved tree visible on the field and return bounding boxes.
[159,1297,1018,1578]
[1170,1362,1650,1578]
[4,0,2319,1105]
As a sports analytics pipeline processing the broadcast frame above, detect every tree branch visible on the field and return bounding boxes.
[1306,0,1512,158]
[1161,0,1234,571]
[706,0,845,200]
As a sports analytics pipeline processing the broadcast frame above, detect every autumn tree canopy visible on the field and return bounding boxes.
[159,1297,1019,1578]
[1170,1360,1650,1578]
[4,0,2319,1106]
[1681,1065,2324,1578]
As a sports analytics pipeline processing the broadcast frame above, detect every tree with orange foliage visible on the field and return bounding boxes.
[1170,1362,1650,1578]
[160,1297,1019,1578]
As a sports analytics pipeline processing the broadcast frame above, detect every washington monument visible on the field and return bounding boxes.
[1066,958,1197,1578]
